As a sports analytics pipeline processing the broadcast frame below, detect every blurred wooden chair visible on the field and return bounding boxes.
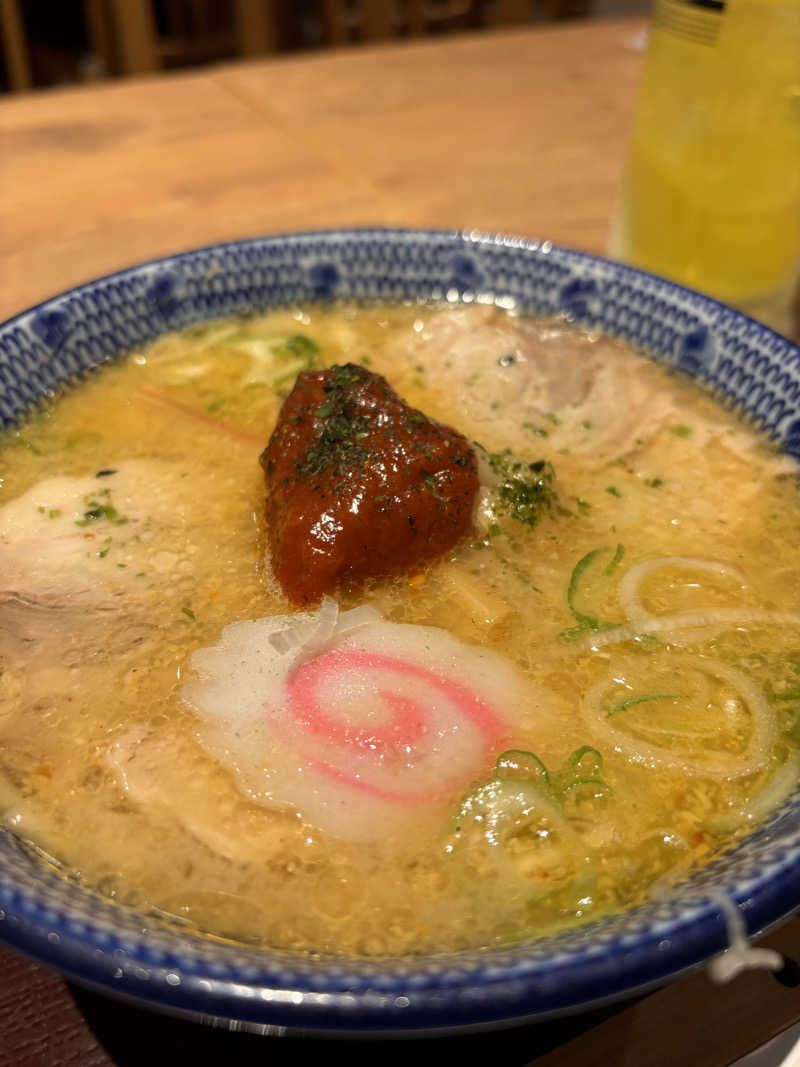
[320,0,592,44]
[1,0,593,93]
[321,1,476,44]
[0,0,32,90]
[83,0,280,77]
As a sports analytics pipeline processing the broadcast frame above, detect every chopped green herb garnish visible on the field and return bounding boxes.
[522,421,549,438]
[181,607,196,621]
[577,498,591,515]
[73,488,129,527]
[644,477,664,489]
[295,364,372,477]
[64,431,102,450]
[484,449,557,529]
[496,554,542,592]
[13,435,42,455]
[423,474,447,501]
[671,425,692,438]
[606,486,622,498]
[286,334,319,359]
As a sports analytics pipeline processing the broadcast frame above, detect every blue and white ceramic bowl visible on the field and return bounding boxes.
[1,229,799,1036]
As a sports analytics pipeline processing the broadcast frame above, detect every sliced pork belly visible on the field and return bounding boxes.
[103,726,299,865]
[0,461,228,608]
[393,308,678,463]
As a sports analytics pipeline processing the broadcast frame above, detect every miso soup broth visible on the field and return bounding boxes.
[2,303,800,956]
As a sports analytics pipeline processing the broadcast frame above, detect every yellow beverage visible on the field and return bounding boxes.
[609,0,800,336]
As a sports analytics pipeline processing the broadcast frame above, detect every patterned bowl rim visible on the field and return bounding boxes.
[1,227,799,1036]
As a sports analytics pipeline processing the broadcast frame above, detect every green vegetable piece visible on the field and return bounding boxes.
[523,421,549,438]
[774,687,800,703]
[483,448,557,529]
[671,425,692,438]
[14,435,42,455]
[74,487,129,528]
[286,334,319,358]
[566,548,605,630]
[784,712,800,746]
[423,474,447,502]
[605,543,625,576]
[554,748,611,801]
[604,692,679,716]
[560,778,613,821]
[495,749,551,790]
[567,745,603,777]
[561,777,613,800]
[562,546,626,638]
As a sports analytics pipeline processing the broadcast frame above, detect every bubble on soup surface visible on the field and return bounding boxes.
[182,601,520,842]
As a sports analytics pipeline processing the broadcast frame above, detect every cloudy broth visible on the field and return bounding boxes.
[2,303,800,955]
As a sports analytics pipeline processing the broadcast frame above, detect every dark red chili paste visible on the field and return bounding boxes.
[261,364,478,604]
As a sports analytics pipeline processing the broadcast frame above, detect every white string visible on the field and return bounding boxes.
[707,892,782,984]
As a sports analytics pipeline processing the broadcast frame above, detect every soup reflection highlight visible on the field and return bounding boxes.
[2,304,800,955]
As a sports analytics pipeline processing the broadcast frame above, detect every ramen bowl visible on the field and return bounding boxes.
[1,229,800,1036]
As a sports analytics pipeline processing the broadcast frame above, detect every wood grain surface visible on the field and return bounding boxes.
[0,17,645,322]
[2,16,799,1066]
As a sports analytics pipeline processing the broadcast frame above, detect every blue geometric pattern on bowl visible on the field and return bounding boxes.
[1,228,799,1035]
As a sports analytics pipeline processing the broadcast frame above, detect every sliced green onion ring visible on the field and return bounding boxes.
[581,658,774,779]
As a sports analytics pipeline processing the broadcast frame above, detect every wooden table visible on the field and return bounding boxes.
[0,16,644,322]
[1,16,799,1066]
